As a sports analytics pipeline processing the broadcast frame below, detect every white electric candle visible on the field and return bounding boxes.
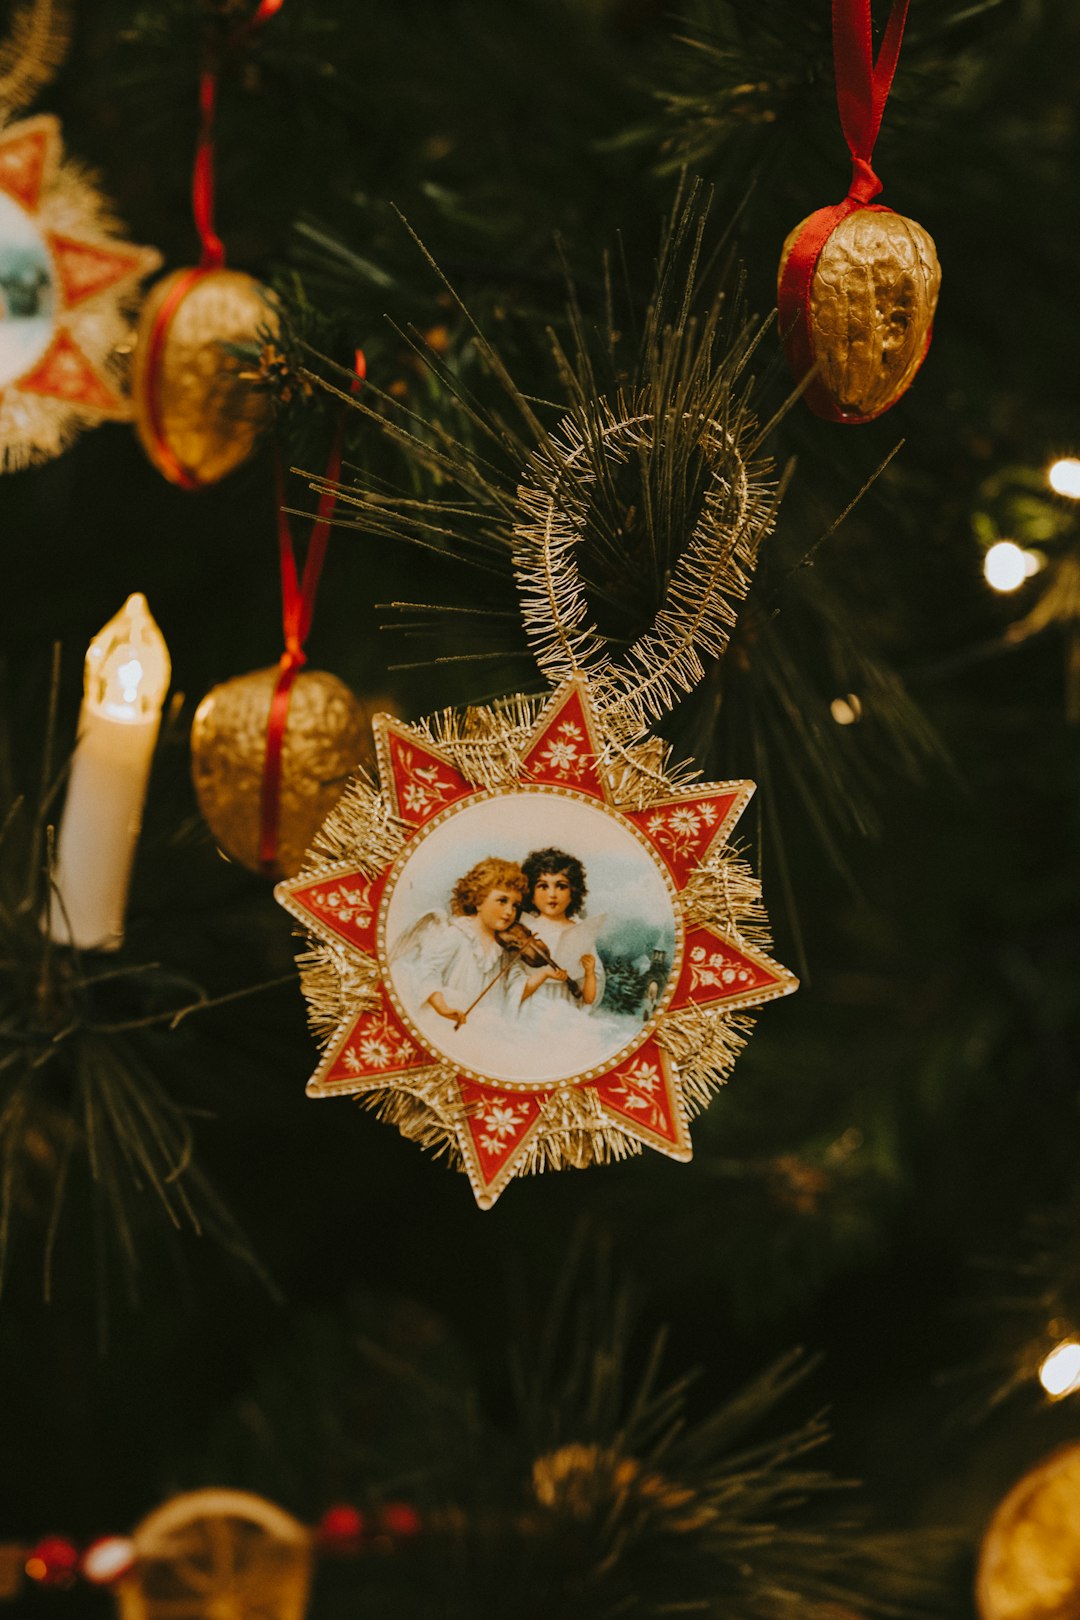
[48,593,171,951]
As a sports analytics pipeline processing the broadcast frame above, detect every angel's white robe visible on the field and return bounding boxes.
[517,911,607,1018]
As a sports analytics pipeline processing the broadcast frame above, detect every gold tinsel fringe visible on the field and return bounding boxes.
[0,0,70,115]
[513,393,780,738]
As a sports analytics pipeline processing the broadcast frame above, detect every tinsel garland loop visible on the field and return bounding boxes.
[512,396,779,736]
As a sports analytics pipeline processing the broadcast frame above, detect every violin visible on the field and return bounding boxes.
[495,921,583,1000]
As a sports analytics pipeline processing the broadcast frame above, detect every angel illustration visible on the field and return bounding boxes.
[389,856,529,1033]
[518,846,606,1017]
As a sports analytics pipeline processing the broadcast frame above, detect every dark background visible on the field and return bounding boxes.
[0,2,1078,1614]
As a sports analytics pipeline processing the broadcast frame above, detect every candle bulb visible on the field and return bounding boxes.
[48,593,171,951]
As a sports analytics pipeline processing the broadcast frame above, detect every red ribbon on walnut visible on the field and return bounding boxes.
[143,0,285,486]
[258,351,367,874]
[777,0,916,423]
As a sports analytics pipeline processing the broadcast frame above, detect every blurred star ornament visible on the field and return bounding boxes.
[130,266,278,487]
[191,665,369,879]
[777,0,940,422]
[976,1443,1080,1620]
[0,114,160,470]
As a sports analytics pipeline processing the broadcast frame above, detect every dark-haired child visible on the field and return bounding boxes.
[519,846,604,1012]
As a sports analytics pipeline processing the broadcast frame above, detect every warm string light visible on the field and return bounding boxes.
[830,694,862,725]
[12,1500,422,1597]
[984,540,1040,594]
[79,1538,136,1585]
[1038,1339,1080,1399]
[1048,457,1080,499]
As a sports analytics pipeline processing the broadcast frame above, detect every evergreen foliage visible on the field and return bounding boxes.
[0,2,1077,1614]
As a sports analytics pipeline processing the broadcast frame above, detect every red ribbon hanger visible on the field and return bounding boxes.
[258,351,367,874]
[777,0,914,423]
[193,0,285,270]
[832,0,911,205]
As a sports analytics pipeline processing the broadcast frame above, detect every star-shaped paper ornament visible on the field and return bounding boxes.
[0,114,160,470]
[278,678,796,1208]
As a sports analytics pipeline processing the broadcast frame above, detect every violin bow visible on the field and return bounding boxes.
[454,952,516,1028]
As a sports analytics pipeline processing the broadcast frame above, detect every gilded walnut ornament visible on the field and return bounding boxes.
[191,666,369,878]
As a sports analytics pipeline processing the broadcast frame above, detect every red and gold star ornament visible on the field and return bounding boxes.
[277,677,797,1207]
[0,114,160,469]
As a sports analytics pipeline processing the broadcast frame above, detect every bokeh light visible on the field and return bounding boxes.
[984,541,1029,592]
[1048,458,1080,498]
[830,695,862,725]
[1039,1339,1080,1398]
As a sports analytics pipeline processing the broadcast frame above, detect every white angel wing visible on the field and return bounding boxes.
[388,910,447,963]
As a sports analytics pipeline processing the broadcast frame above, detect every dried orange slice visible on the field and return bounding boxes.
[116,1488,312,1620]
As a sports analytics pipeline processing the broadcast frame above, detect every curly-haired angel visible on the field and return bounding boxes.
[518,846,606,1018]
[389,856,529,1032]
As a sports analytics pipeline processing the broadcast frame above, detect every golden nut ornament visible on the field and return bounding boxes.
[778,207,941,421]
[976,1443,1080,1620]
[191,666,369,878]
[131,267,278,487]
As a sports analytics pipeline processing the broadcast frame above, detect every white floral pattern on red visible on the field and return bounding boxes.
[522,687,607,799]
[476,1099,530,1155]
[396,747,461,814]
[341,1013,420,1074]
[458,1080,548,1194]
[644,799,719,860]
[627,790,741,887]
[310,877,376,932]
[282,867,391,958]
[384,732,477,827]
[688,945,757,994]
[604,1057,666,1133]
[669,926,783,1010]
[318,992,433,1089]
[537,719,590,781]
